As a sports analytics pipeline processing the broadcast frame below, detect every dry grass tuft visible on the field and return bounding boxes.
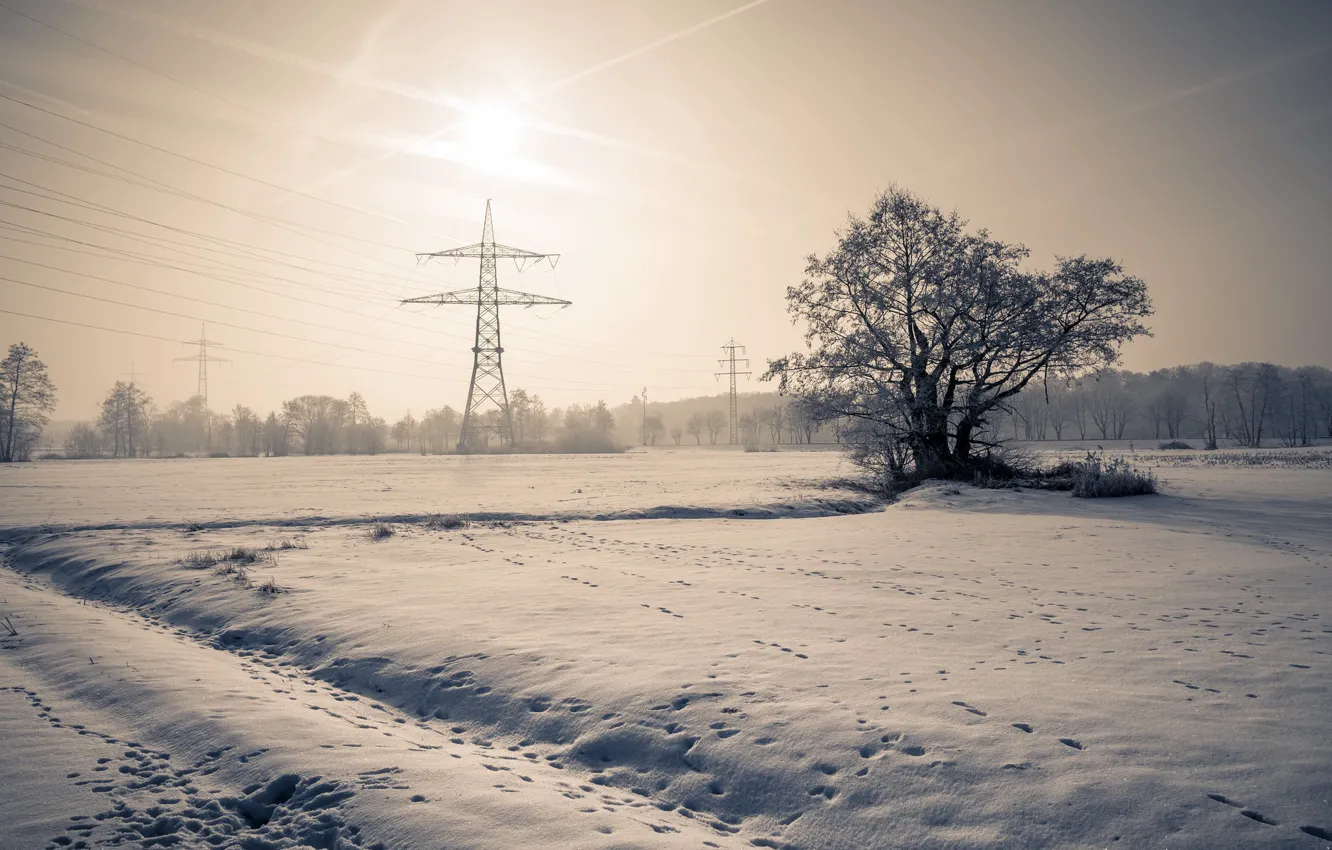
[368,522,396,541]
[422,514,469,531]
[214,562,253,587]
[182,549,222,569]
[266,537,309,551]
[256,576,284,594]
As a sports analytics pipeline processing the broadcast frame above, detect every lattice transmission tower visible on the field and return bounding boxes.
[403,201,570,450]
[175,323,228,449]
[715,338,750,445]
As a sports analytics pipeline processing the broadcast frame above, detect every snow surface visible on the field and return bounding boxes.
[1,450,1330,849]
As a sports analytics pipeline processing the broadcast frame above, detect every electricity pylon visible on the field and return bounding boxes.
[715,338,750,445]
[175,323,228,449]
[403,201,569,450]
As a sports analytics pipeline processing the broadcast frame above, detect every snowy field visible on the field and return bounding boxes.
[1,450,1330,849]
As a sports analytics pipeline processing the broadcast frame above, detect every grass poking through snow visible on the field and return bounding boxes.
[266,537,309,551]
[422,514,469,531]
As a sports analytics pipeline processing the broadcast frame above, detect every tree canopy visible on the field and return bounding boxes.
[764,187,1152,480]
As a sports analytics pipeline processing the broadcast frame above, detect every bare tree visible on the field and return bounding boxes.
[1044,382,1072,440]
[346,392,369,453]
[686,412,704,445]
[391,411,418,451]
[263,412,289,456]
[1014,390,1048,440]
[232,405,262,457]
[529,394,549,443]
[98,381,153,458]
[644,414,665,446]
[703,410,726,445]
[1227,362,1280,447]
[764,187,1151,480]
[420,407,459,452]
[283,395,349,454]
[738,412,761,446]
[768,405,786,445]
[1195,362,1221,449]
[63,422,101,458]
[1068,382,1091,439]
[669,425,683,446]
[509,389,531,445]
[1,342,57,462]
[1088,370,1135,439]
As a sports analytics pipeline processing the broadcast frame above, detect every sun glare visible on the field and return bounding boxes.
[459,101,524,173]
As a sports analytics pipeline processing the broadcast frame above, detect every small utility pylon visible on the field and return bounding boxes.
[175,323,228,449]
[715,338,750,445]
[403,201,569,451]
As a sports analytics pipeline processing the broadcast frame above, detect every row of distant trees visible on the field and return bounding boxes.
[52,380,620,458]
[1002,363,1332,448]
[636,401,832,446]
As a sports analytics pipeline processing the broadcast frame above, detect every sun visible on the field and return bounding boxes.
[458,101,524,173]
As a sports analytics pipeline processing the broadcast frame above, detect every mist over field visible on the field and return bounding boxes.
[2,1,1331,848]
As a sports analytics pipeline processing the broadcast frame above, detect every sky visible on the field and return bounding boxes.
[1,0,1330,421]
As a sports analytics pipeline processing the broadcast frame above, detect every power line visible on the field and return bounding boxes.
[0,306,705,393]
[0,251,460,354]
[0,84,733,375]
[0,0,349,145]
[0,125,721,362]
[0,306,449,379]
[0,126,421,262]
[0,88,464,243]
[0,167,420,291]
[0,272,469,370]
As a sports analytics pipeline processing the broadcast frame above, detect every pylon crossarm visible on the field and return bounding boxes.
[417,244,559,261]
[401,289,571,307]
[400,289,483,306]
[494,288,571,307]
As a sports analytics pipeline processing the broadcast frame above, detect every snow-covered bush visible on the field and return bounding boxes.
[1071,453,1157,498]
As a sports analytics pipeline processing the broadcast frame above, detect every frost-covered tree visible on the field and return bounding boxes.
[98,381,153,458]
[1,342,57,462]
[765,187,1151,481]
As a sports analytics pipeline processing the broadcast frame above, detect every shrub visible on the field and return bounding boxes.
[369,522,396,540]
[209,451,231,458]
[1070,452,1157,498]
[1158,440,1193,450]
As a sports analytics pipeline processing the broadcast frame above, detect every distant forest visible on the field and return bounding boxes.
[28,360,1332,459]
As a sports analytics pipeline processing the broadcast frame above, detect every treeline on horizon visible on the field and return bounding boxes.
[7,345,1332,461]
[50,386,625,459]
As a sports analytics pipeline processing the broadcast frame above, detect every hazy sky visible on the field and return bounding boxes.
[2,0,1330,420]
